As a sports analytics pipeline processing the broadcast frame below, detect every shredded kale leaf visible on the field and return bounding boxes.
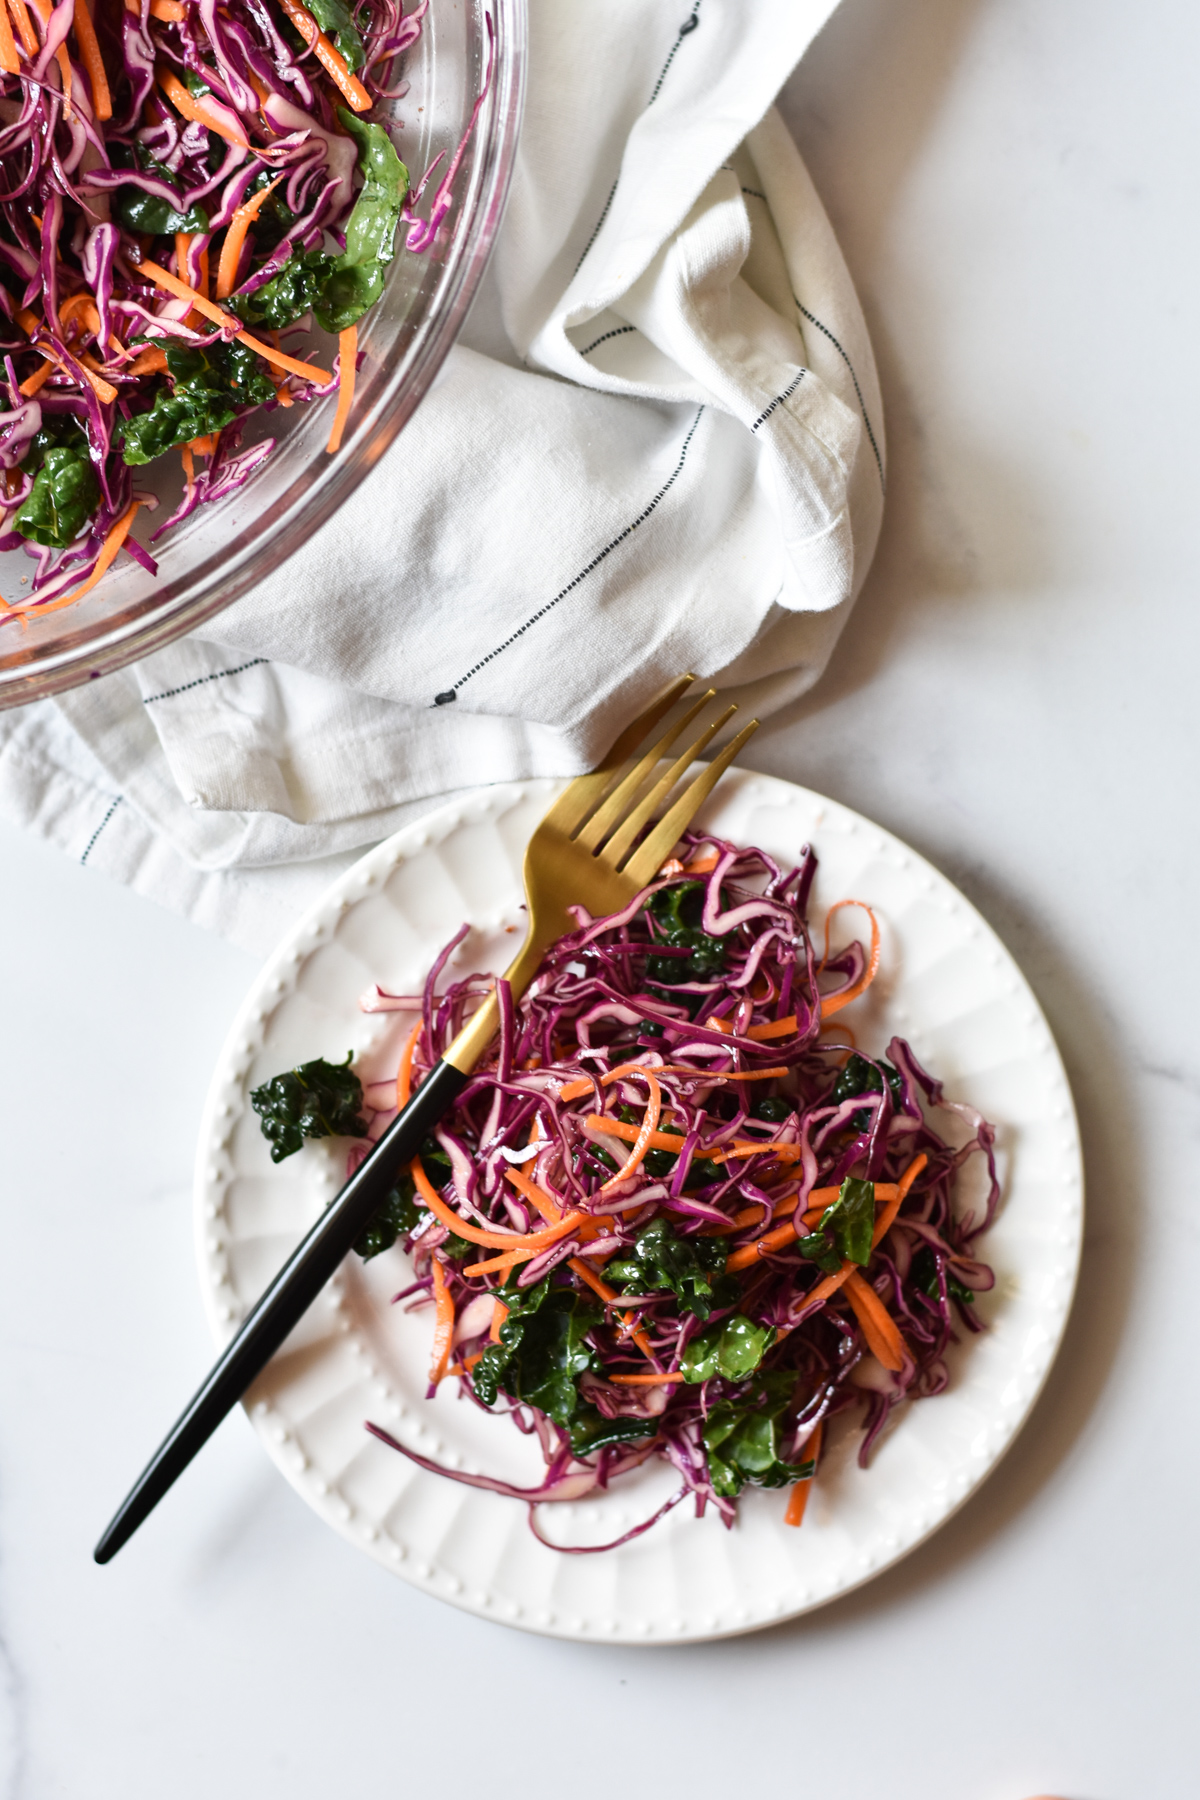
[231,111,409,335]
[568,1408,656,1457]
[121,340,276,466]
[113,147,209,236]
[832,1052,903,1129]
[912,1245,974,1306]
[353,1173,421,1260]
[304,0,365,70]
[701,1370,813,1498]
[681,1312,775,1383]
[644,879,727,982]
[472,1278,600,1426]
[249,1053,369,1163]
[15,441,100,548]
[796,1175,877,1273]
[605,1217,736,1321]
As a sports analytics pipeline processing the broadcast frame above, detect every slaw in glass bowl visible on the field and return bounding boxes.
[0,0,524,708]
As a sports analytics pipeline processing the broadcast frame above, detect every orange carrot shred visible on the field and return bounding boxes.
[6,501,140,617]
[843,1268,906,1371]
[0,0,19,74]
[71,0,111,118]
[18,357,53,398]
[598,1069,662,1191]
[784,1421,823,1526]
[819,900,882,1018]
[136,261,330,383]
[395,1018,421,1112]
[6,0,38,57]
[325,324,357,453]
[608,1372,687,1386]
[157,68,250,146]
[489,1299,508,1342]
[428,1259,454,1385]
[215,175,282,299]
[410,1154,587,1252]
[276,0,370,110]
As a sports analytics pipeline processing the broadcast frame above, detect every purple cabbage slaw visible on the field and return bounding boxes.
[0,0,487,615]
[357,831,1001,1553]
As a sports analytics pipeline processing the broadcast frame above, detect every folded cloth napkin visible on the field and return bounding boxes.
[0,0,884,954]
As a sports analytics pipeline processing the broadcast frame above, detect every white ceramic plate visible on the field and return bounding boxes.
[194,771,1083,1643]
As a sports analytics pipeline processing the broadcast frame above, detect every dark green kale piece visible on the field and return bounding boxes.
[112,146,209,236]
[795,1175,877,1273]
[121,339,276,466]
[681,1311,775,1383]
[701,1370,813,1498]
[568,1408,657,1457]
[471,1277,600,1426]
[305,0,365,69]
[752,1094,794,1123]
[911,1245,974,1306]
[353,1173,421,1260]
[249,1053,369,1163]
[230,111,409,336]
[644,879,727,982]
[15,444,100,548]
[604,1216,736,1321]
[832,1052,903,1130]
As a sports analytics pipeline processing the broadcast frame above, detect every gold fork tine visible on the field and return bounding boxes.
[620,718,760,887]
[599,704,738,867]
[574,688,716,851]
[539,674,695,837]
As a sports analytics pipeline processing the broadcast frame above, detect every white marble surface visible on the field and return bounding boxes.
[0,1,1194,1794]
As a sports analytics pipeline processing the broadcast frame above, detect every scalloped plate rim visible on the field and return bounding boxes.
[192,771,1084,1643]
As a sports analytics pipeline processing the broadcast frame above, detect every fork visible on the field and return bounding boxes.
[94,676,758,1562]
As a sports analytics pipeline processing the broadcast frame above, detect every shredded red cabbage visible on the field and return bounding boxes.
[361,831,1000,1552]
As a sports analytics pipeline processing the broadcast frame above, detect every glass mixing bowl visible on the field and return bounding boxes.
[0,0,525,709]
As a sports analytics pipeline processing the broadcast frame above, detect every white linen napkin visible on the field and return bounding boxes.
[0,0,884,953]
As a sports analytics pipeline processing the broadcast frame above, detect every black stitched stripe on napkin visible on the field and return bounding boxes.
[433,405,706,706]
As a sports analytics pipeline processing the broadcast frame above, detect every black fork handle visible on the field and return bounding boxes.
[93,1057,468,1564]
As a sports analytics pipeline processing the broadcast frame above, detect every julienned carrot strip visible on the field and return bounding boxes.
[871,1153,927,1249]
[6,0,37,59]
[410,1154,587,1252]
[137,261,330,382]
[215,175,282,299]
[725,1221,800,1273]
[819,900,882,1019]
[609,1372,687,1385]
[71,0,111,118]
[0,0,19,74]
[325,324,356,453]
[489,1298,508,1342]
[683,851,720,874]
[843,1269,906,1372]
[567,1256,656,1362]
[157,69,250,147]
[276,0,371,110]
[599,1069,662,1192]
[125,0,187,15]
[18,357,53,397]
[715,1139,803,1164]
[5,501,140,617]
[504,1165,561,1224]
[745,1014,799,1041]
[395,1019,421,1112]
[428,1258,454,1385]
[126,343,168,375]
[586,1115,685,1154]
[784,1421,823,1526]
[557,1061,728,1103]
